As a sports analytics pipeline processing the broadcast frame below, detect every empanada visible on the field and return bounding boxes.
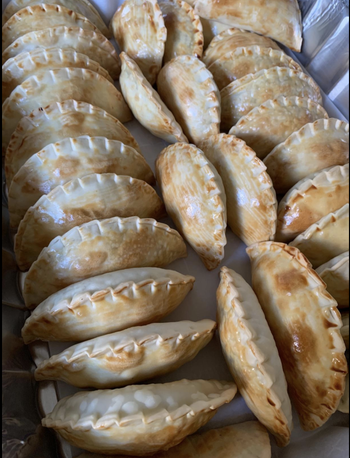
[203,28,281,68]
[217,267,292,446]
[2,67,132,153]
[21,267,195,343]
[2,4,99,51]
[35,320,216,388]
[158,0,203,62]
[15,173,165,271]
[2,47,113,103]
[221,67,322,130]
[119,52,188,143]
[75,421,271,458]
[157,55,220,145]
[290,204,349,268]
[110,0,166,85]
[194,0,302,51]
[247,242,347,431]
[229,97,329,159]
[208,46,301,90]
[8,137,154,229]
[2,26,120,79]
[316,252,349,308]
[42,379,237,455]
[264,118,349,194]
[23,216,187,309]
[341,312,349,349]
[2,0,111,38]
[338,373,349,414]
[200,134,277,246]
[276,164,349,242]
[5,100,140,186]
[156,143,227,270]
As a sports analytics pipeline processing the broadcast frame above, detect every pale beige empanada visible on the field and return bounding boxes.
[316,252,349,308]
[158,0,203,62]
[2,67,132,154]
[208,46,301,90]
[15,173,165,271]
[2,0,111,38]
[35,320,216,388]
[8,137,154,229]
[264,118,349,194]
[221,67,322,130]
[195,0,302,51]
[2,4,99,51]
[276,164,349,242]
[203,28,281,68]
[341,312,349,349]
[23,217,187,309]
[338,373,349,414]
[217,267,292,446]
[247,242,347,431]
[200,134,277,246]
[157,55,220,145]
[290,204,349,268]
[75,421,271,458]
[22,268,195,343]
[42,379,237,455]
[5,100,140,186]
[229,97,329,159]
[156,143,227,270]
[2,48,113,103]
[110,0,166,85]
[119,52,188,143]
[2,26,120,79]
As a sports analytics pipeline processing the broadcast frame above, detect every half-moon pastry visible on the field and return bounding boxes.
[156,143,227,270]
[15,173,165,271]
[247,242,347,431]
[316,252,349,308]
[217,267,292,446]
[42,379,237,455]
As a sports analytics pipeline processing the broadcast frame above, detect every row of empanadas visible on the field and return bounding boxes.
[35,320,216,388]
[42,379,237,455]
[22,267,195,343]
[15,173,166,271]
[316,252,349,308]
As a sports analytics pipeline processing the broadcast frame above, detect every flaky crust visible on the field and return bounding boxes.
[247,242,348,431]
[316,252,349,308]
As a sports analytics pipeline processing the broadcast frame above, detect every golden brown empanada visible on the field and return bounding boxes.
[119,52,188,143]
[229,97,329,159]
[217,267,292,446]
[35,320,216,388]
[75,421,271,458]
[5,100,140,186]
[42,379,237,455]
[203,28,281,68]
[276,164,349,242]
[208,46,302,90]
[200,134,277,246]
[156,143,227,270]
[15,173,165,271]
[157,55,220,145]
[247,242,347,431]
[316,252,349,308]
[194,0,302,51]
[2,47,113,103]
[200,20,231,49]
[341,312,349,349]
[23,217,187,309]
[290,204,349,268]
[2,4,99,51]
[2,67,132,154]
[264,118,349,194]
[338,373,349,414]
[110,0,166,85]
[2,0,111,37]
[2,26,120,79]
[8,137,154,230]
[21,268,195,343]
[158,0,203,62]
[221,67,322,130]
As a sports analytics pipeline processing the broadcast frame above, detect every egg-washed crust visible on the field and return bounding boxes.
[316,251,349,308]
